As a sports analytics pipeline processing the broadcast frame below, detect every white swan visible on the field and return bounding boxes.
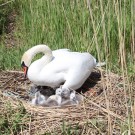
[21,44,97,90]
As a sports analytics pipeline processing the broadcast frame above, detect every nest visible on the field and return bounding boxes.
[0,69,134,134]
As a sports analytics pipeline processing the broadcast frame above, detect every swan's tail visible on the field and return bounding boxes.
[96,62,106,67]
[93,57,106,67]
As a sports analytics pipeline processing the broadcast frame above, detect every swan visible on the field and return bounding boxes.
[21,44,97,91]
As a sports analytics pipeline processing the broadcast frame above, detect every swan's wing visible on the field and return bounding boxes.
[53,49,70,53]
[58,49,70,52]
[96,62,106,67]
[52,49,71,59]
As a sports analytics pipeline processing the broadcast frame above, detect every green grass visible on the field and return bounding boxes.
[0,103,29,135]
[0,0,12,34]
[0,0,134,74]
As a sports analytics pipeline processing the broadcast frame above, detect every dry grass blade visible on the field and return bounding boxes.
[87,99,124,121]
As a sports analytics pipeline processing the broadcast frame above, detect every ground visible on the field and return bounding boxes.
[0,69,134,134]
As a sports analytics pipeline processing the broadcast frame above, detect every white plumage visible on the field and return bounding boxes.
[21,45,97,91]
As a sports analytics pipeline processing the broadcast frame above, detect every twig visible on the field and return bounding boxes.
[6,70,23,73]
[0,0,14,7]
[88,99,124,121]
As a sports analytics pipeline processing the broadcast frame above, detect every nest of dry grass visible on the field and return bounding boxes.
[0,69,135,134]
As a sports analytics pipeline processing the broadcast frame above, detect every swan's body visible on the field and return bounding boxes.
[21,45,97,91]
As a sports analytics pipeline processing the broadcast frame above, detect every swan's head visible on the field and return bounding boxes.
[21,52,31,78]
[21,45,53,78]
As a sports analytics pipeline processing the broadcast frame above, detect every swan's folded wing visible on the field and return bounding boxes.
[53,49,70,53]
[52,49,71,58]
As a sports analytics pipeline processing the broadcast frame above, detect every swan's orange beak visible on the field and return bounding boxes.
[21,61,28,79]
[23,66,28,78]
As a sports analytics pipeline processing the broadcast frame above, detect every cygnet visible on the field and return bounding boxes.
[62,88,71,99]
[61,90,79,106]
[31,91,46,105]
[45,94,62,107]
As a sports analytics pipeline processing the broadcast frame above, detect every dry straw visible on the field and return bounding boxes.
[0,70,134,134]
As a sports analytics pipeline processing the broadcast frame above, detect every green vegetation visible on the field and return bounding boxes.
[0,0,134,75]
[0,103,29,135]
[0,0,12,34]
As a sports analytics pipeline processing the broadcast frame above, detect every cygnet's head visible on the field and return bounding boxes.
[61,88,70,99]
[70,90,76,101]
[55,88,62,95]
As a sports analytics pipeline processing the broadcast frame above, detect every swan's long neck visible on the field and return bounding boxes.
[26,45,53,66]
[25,45,53,85]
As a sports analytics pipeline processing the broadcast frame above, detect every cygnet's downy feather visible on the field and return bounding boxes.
[45,95,62,107]
[61,90,80,106]
[31,91,46,105]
